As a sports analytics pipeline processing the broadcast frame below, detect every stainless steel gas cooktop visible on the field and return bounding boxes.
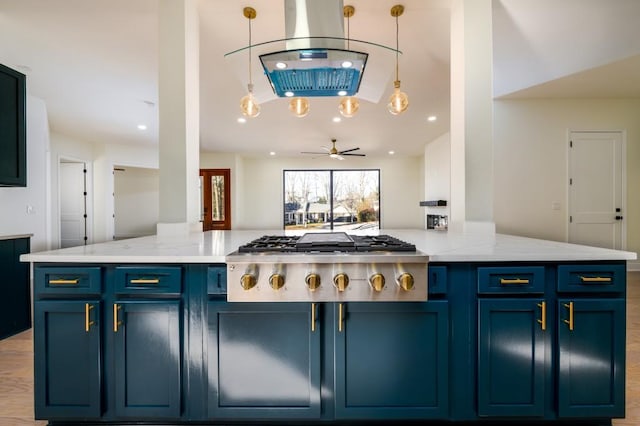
[225,232,428,302]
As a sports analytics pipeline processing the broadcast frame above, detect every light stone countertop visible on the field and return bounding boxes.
[0,234,33,241]
[19,229,637,264]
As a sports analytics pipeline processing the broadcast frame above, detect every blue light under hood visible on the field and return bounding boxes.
[259,48,368,97]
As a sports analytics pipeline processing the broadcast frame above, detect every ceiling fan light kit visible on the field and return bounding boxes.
[233,3,409,119]
[301,138,366,160]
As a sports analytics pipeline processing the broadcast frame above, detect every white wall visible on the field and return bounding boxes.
[424,132,451,226]
[0,96,50,252]
[493,98,640,267]
[233,155,424,230]
[114,166,159,239]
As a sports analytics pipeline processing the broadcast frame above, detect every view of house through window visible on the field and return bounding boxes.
[284,169,380,231]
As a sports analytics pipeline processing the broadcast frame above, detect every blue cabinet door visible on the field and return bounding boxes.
[334,301,449,419]
[207,302,321,419]
[558,299,625,418]
[477,299,546,417]
[113,300,181,419]
[34,300,101,419]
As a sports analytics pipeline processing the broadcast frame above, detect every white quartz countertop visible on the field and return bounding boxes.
[20,229,637,263]
[1,234,33,241]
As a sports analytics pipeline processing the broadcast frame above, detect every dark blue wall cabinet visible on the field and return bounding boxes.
[31,260,627,425]
[0,64,26,187]
[0,237,31,339]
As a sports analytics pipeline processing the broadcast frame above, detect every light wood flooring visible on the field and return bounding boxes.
[2,273,640,425]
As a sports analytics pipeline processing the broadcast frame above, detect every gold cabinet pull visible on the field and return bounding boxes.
[338,303,344,333]
[130,278,160,284]
[311,303,317,332]
[563,302,574,331]
[113,303,122,332]
[579,276,612,283]
[85,303,95,332]
[537,301,546,331]
[49,278,80,285]
[499,278,529,285]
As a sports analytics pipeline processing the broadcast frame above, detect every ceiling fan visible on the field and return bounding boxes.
[301,139,366,160]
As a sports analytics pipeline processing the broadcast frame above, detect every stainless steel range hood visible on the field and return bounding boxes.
[259,0,368,98]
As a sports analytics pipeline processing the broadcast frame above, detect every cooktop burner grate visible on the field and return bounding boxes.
[237,233,416,253]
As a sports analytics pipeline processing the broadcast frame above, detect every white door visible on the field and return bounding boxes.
[568,131,625,250]
[60,161,87,248]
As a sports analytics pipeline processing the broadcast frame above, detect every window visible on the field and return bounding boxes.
[283,169,380,231]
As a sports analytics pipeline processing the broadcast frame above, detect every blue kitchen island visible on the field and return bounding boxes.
[21,229,636,425]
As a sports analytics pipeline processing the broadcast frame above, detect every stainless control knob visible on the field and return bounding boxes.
[333,273,349,292]
[306,273,321,291]
[397,273,414,291]
[369,273,385,292]
[269,274,285,290]
[240,274,257,290]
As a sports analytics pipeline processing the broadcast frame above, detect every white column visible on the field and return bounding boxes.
[450,0,494,232]
[157,0,201,235]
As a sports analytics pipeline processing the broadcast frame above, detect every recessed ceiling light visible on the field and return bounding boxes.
[427,115,437,122]
[332,117,342,123]
[275,62,287,69]
[388,150,395,155]
[337,90,347,96]
[137,124,147,130]
[341,61,353,68]
[284,91,294,97]
[237,117,247,124]
[269,151,276,156]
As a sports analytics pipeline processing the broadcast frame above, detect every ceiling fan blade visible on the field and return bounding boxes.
[339,147,360,154]
[336,155,345,160]
[343,153,366,157]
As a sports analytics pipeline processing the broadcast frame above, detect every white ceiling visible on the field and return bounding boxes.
[0,0,639,159]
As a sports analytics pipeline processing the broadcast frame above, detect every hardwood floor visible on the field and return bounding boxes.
[1,272,639,425]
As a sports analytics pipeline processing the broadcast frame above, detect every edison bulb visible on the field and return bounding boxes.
[289,97,310,118]
[387,81,409,115]
[339,96,359,118]
[240,86,260,118]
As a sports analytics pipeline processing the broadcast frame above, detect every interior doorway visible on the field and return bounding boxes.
[59,159,89,248]
[200,169,231,230]
[568,131,625,250]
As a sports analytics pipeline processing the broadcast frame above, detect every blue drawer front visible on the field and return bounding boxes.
[114,266,182,295]
[478,266,545,294]
[207,266,227,295]
[557,264,625,293]
[35,267,102,295]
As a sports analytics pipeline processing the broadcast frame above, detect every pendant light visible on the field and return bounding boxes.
[339,5,360,118]
[388,5,409,115]
[289,97,310,117]
[239,7,260,118]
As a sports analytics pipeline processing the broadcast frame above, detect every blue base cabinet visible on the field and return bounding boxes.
[478,299,546,417]
[207,302,321,420]
[31,260,627,425]
[34,300,102,419]
[557,299,625,418]
[334,302,449,419]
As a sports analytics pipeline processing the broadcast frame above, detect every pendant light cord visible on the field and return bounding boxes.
[395,14,399,82]
[248,16,253,86]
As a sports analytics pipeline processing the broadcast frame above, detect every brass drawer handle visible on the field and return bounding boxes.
[129,278,160,284]
[579,276,612,283]
[499,278,530,285]
[49,278,80,285]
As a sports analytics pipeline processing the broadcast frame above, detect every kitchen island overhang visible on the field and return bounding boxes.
[21,229,636,425]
